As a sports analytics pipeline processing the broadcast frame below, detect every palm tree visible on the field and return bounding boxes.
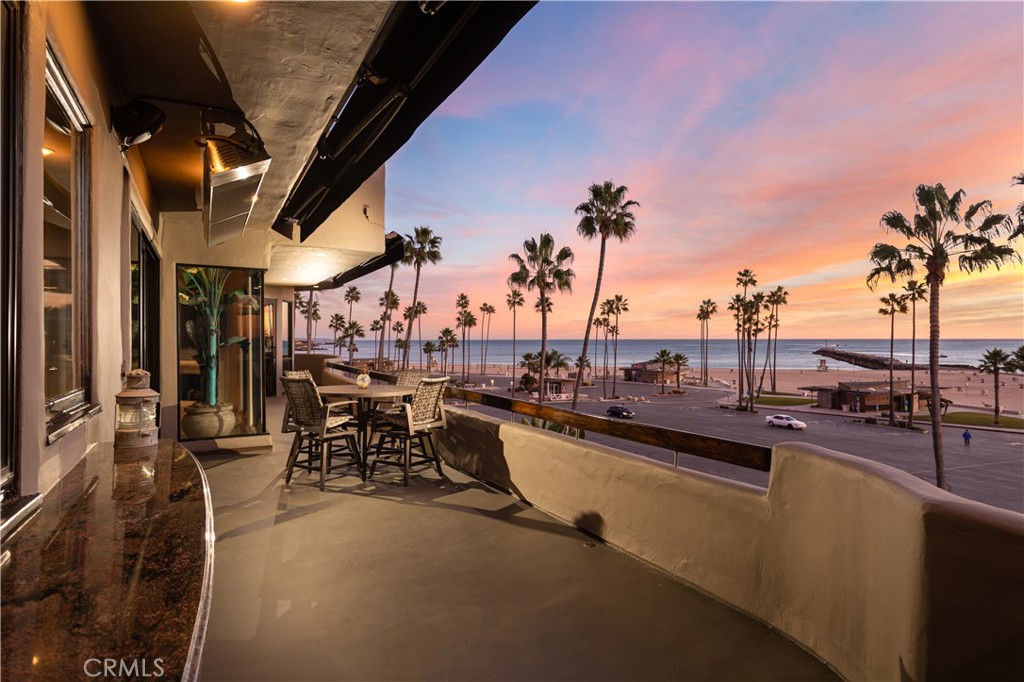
[867,183,1017,489]
[507,288,525,397]
[422,340,439,372]
[592,315,608,398]
[608,294,628,399]
[438,327,457,376]
[456,309,477,384]
[902,280,927,428]
[455,293,470,382]
[599,298,615,395]
[377,262,398,368]
[390,319,404,365]
[571,180,640,409]
[328,313,346,354]
[294,292,308,349]
[697,299,717,386]
[479,302,495,373]
[979,348,1010,425]
[1007,345,1024,374]
[309,294,322,351]
[732,270,756,406]
[672,352,688,389]
[546,349,571,378]
[411,300,427,369]
[343,320,364,363]
[575,355,591,382]
[508,233,575,404]
[878,293,909,426]
[344,285,360,324]
[369,318,383,362]
[400,227,443,368]
[654,349,673,393]
[757,286,788,394]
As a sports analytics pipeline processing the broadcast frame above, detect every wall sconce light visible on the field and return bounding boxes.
[115,369,161,449]
[111,99,167,152]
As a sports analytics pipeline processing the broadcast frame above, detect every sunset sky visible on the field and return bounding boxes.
[318,0,1023,341]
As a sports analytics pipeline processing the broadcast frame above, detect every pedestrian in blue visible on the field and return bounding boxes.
[962,429,972,446]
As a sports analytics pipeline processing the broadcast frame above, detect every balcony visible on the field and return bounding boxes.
[198,390,1023,681]
[199,396,836,681]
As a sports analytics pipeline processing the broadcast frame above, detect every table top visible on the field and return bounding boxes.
[319,384,415,400]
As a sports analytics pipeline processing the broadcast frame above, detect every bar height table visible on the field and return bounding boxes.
[318,384,416,457]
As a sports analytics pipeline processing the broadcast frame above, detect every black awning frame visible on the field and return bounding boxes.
[274,1,536,242]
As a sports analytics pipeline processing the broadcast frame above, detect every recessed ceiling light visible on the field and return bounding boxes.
[42,147,55,157]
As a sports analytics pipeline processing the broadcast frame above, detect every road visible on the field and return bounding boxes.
[464,382,1024,514]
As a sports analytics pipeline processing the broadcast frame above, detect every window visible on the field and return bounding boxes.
[1,0,23,495]
[176,265,266,440]
[42,44,93,442]
[130,214,160,389]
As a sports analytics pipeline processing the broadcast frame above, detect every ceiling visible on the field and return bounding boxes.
[87,1,534,285]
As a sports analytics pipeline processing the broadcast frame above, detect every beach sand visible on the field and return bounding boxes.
[437,362,1024,415]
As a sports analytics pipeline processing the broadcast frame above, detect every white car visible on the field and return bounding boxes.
[765,414,807,430]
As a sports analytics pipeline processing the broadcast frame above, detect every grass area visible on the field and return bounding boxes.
[754,396,816,406]
[914,412,1024,429]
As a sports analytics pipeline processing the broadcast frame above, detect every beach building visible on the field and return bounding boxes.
[1,3,1020,682]
[799,379,922,413]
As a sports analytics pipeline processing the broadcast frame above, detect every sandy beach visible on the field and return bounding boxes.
[436,362,1024,415]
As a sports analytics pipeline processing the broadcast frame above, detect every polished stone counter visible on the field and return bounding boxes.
[1,440,214,681]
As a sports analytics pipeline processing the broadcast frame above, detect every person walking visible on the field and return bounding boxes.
[962,429,972,446]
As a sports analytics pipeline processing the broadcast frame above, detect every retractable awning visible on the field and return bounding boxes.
[275,1,536,242]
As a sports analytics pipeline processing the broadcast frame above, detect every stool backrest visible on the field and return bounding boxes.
[409,377,449,427]
[281,376,324,428]
[394,369,428,386]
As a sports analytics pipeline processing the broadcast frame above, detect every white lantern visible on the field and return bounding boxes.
[356,372,371,389]
[115,369,160,448]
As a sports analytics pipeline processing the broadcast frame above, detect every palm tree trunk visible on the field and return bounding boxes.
[736,324,744,408]
[511,309,517,398]
[994,368,1001,426]
[908,301,916,429]
[771,314,779,393]
[378,267,395,368]
[928,278,947,490]
[573,237,607,410]
[539,293,548,405]
[757,321,771,396]
[699,320,705,386]
[612,313,620,399]
[602,329,609,398]
[402,268,421,369]
[888,312,896,427]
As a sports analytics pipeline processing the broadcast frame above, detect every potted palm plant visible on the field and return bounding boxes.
[178,266,256,438]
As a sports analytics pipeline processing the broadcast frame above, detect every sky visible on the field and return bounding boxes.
[316,0,1023,342]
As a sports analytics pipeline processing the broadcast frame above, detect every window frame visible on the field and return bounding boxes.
[1,0,23,496]
[42,42,96,444]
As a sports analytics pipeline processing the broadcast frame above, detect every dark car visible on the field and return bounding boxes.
[606,405,635,419]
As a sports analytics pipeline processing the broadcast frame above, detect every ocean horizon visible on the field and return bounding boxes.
[304,337,1022,371]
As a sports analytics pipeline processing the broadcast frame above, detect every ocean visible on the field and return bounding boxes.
[308,337,1022,370]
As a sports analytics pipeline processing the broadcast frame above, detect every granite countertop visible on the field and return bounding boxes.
[1,440,214,681]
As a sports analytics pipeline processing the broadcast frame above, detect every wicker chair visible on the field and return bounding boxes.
[281,376,361,491]
[368,376,449,486]
[281,369,314,434]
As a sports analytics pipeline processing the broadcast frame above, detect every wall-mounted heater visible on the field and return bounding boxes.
[200,111,271,246]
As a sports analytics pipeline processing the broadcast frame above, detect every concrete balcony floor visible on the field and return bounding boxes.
[198,397,837,681]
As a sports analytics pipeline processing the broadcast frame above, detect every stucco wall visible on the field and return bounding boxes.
[18,2,130,495]
[436,408,1024,681]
